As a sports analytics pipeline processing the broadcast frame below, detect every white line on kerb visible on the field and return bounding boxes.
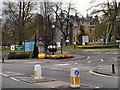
[55,64,70,66]
[100,59,104,62]
[0,73,8,77]
[10,77,19,82]
[87,56,90,59]
[95,86,100,88]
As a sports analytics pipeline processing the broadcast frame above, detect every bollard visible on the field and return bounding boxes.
[112,64,115,74]
[34,64,42,79]
[2,58,4,63]
[70,68,80,88]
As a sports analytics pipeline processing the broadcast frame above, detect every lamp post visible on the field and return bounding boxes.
[74,34,75,49]
[52,24,55,55]
[61,37,63,54]
[106,22,109,45]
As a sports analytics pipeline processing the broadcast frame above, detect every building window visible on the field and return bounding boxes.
[90,29,91,33]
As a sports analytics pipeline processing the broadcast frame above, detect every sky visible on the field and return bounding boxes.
[0,0,116,18]
[0,0,92,17]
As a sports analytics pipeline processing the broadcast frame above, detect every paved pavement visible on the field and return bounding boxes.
[92,64,119,78]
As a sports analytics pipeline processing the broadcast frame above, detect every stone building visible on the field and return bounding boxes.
[54,14,99,45]
[80,14,99,43]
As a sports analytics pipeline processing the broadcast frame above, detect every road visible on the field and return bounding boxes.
[1,50,119,89]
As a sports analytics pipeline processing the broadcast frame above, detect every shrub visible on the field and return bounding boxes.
[8,52,30,59]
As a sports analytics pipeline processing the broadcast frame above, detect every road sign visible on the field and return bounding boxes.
[82,36,89,43]
[100,38,104,44]
[66,37,69,40]
[101,36,104,38]
[15,46,23,50]
[116,40,120,42]
[66,40,69,42]
[11,45,15,51]
[66,37,69,42]
[74,70,79,76]
[74,42,76,45]
[56,42,61,47]
[71,68,80,88]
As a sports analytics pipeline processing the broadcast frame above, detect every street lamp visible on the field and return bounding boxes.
[52,24,55,55]
[74,34,75,49]
[61,37,63,54]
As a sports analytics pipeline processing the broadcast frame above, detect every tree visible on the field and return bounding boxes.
[95,15,113,44]
[2,1,36,45]
[38,1,54,51]
[50,2,77,45]
[77,25,86,45]
[88,0,120,45]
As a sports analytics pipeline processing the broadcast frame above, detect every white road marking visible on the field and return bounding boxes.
[50,68,59,70]
[87,61,91,63]
[10,77,19,82]
[0,73,8,77]
[55,64,70,66]
[100,59,104,62]
[95,86,100,88]
[4,71,24,75]
[87,56,90,59]
[75,63,78,64]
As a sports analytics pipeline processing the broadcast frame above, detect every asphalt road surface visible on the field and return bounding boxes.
[1,50,119,89]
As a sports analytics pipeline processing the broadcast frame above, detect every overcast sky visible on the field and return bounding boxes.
[0,0,115,18]
[0,0,92,17]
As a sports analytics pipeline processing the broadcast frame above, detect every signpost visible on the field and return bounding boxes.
[15,46,23,50]
[66,37,69,49]
[100,36,104,48]
[24,41,35,51]
[82,36,89,45]
[24,41,45,52]
[71,68,80,88]
[116,40,120,48]
[66,37,69,42]
[100,37,104,44]
[11,45,15,51]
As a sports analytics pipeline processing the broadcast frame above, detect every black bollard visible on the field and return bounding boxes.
[112,64,115,74]
[2,58,4,63]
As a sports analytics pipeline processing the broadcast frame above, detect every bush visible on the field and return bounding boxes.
[8,52,30,59]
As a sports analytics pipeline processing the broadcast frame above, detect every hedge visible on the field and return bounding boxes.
[8,52,30,59]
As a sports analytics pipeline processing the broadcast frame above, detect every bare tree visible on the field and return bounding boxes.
[2,1,36,45]
[88,0,120,45]
[38,1,54,51]
[50,2,77,45]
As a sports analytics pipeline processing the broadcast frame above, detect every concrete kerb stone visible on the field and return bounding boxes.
[21,76,57,84]
[92,65,119,77]
[1,55,87,64]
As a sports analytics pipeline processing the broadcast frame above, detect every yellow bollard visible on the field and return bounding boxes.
[34,64,42,79]
[70,68,80,88]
